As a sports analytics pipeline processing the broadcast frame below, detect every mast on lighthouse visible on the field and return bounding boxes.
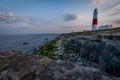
[92,8,98,30]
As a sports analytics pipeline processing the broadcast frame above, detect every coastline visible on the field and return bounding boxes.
[0,28,120,80]
[35,27,120,77]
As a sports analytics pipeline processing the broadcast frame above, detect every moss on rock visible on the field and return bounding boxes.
[36,37,60,59]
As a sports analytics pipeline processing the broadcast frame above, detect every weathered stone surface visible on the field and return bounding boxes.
[0,51,119,80]
[34,61,118,80]
[60,34,120,77]
[99,43,120,77]
[0,51,53,80]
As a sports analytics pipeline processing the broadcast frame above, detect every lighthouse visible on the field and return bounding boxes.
[92,8,98,30]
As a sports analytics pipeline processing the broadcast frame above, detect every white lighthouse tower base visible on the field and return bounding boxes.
[92,25,97,30]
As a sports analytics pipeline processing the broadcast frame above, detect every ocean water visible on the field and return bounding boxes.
[0,34,59,53]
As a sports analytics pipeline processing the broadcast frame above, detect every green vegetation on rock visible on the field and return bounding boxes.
[37,37,60,59]
[72,28,120,36]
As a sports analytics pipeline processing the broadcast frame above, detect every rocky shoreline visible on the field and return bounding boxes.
[0,28,120,80]
[59,34,120,76]
[0,51,119,80]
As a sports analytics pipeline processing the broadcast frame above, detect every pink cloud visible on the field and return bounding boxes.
[9,12,14,17]
[92,0,105,5]
[0,12,30,24]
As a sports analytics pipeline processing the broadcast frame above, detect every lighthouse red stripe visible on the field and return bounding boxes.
[92,19,97,24]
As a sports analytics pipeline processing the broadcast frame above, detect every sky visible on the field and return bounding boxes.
[0,0,120,34]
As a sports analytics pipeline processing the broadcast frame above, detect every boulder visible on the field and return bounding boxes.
[99,44,120,77]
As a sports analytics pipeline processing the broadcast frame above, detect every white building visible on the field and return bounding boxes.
[98,24,113,30]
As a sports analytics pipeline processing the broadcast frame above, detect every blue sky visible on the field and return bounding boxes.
[0,0,120,34]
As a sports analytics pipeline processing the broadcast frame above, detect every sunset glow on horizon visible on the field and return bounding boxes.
[0,0,120,34]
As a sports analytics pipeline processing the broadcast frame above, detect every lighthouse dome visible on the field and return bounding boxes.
[94,8,98,12]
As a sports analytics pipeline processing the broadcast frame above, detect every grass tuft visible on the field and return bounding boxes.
[37,37,60,59]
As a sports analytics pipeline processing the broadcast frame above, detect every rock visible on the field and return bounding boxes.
[0,52,53,80]
[1,75,12,80]
[60,34,120,77]
[37,62,117,80]
[99,43,120,77]
[23,42,30,45]
[0,51,119,80]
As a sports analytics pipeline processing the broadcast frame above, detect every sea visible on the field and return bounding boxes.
[0,34,59,53]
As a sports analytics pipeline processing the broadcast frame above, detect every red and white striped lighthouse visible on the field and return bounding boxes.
[92,8,98,30]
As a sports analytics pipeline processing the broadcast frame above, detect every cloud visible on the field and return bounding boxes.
[110,3,120,16]
[9,12,14,17]
[92,0,105,5]
[0,12,30,25]
[63,13,78,21]
[100,0,120,26]
[111,9,120,16]
[113,19,120,24]
[102,1,120,11]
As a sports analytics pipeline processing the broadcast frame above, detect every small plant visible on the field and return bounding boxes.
[37,37,60,59]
